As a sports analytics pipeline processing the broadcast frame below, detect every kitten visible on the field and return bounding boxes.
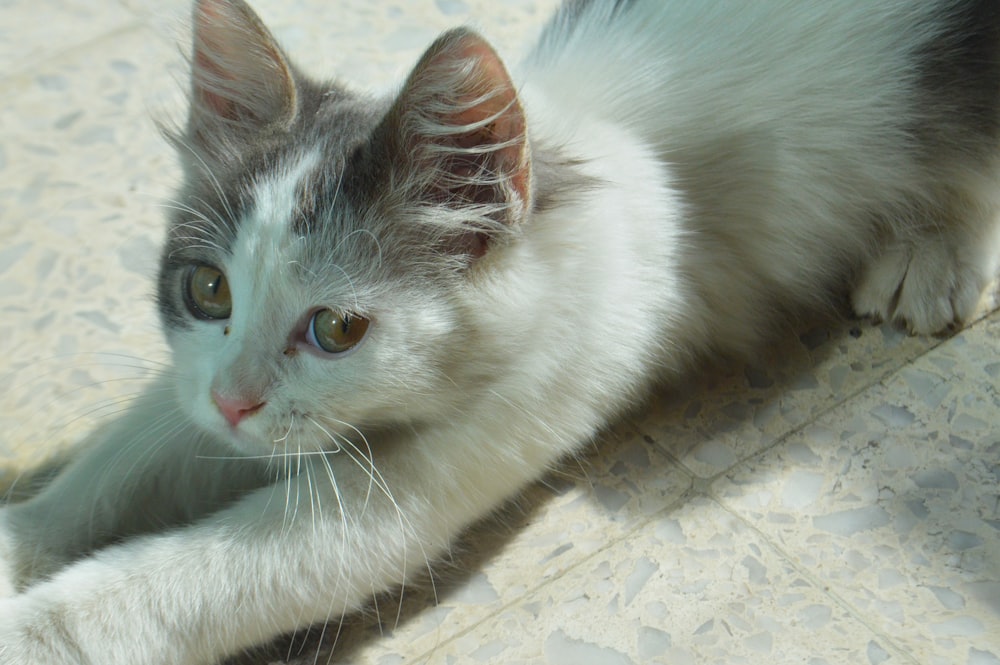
[2,0,999,663]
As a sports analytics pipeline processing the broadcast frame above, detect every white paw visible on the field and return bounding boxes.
[852,238,991,335]
[0,595,75,665]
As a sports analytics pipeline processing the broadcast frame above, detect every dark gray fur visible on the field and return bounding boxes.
[912,0,1000,165]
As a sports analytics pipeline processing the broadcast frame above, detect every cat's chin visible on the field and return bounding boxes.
[212,426,279,458]
[207,419,344,461]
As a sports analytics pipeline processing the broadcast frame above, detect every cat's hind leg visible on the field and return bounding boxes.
[852,188,1000,335]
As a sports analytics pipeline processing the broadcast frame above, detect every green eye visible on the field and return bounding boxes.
[306,309,370,354]
[185,265,232,320]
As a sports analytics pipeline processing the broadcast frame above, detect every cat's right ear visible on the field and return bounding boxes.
[188,0,297,135]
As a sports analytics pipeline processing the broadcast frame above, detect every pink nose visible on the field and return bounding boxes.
[213,392,266,428]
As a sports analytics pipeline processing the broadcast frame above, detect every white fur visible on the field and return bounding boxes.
[2,1,999,663]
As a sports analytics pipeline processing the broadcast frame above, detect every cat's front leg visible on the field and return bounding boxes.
[0,429,513,665]
[0,375,270,596]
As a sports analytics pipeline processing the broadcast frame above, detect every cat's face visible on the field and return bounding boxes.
[159,148,453,455]
[156,0,532,456]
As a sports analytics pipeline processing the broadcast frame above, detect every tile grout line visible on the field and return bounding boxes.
[640,428,924,662]
[639,320,976,489]
[709,307,999,487]
[701,313,996,661]
[700,493,923,665]
[639,295,1000,489]
[629,313,1000,664]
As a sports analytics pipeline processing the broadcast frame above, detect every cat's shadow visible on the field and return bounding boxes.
[234,312,886,665]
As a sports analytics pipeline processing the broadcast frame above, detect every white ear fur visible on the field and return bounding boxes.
[190,0,297,130]
[384,29,532,257]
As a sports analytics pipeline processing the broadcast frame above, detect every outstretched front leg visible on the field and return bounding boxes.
[0,376,271,597]
[0,413,538,665]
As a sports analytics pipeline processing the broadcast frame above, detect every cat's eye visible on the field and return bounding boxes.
[306,309,370,354]
[185,265,232,320]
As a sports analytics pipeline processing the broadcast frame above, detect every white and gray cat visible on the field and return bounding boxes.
[2,0,999,662]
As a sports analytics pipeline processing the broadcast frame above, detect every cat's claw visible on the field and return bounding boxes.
[851,237,989,336]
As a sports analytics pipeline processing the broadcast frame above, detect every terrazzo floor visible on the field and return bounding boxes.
[1,1,999,664]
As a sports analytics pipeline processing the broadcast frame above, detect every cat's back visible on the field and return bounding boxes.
[521,0,1000,156]
[514,0,1000,356]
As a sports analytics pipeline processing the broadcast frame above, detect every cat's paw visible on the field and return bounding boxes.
[0,596,71,665]
[0,590,99,665]
[851,237,991,335]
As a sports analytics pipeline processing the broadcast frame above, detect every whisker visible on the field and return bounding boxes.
[311,415,374,508]
[329,431,439,625]
[273,414,295,444]
[310,447,352,661]
[293,415,423,633]
[304,416,342,454]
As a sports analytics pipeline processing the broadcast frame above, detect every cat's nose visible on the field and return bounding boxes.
[213,392,266,428]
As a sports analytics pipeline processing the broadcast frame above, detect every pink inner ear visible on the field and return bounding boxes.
[190,0,297,127]
[194,49,238,120]
[193,0,232,117]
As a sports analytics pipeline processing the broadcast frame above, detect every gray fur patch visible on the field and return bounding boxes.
[912,0,1000,161]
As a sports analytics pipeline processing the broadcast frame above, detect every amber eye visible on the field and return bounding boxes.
[185,265,232,320]
[306,309,370,354]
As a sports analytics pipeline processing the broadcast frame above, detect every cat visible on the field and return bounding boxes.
[2,0,999,663]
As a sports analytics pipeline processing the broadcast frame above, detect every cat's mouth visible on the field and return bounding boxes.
[210,403,360,459]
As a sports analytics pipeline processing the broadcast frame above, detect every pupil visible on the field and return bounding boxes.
[205,272,226,300]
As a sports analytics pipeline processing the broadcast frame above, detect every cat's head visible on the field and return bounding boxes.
[157,0,533,456]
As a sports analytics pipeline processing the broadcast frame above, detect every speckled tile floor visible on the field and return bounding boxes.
[1,2,999,664]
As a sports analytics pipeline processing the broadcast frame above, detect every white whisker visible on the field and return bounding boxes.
[304,416,342,454]
[274,413,295,444]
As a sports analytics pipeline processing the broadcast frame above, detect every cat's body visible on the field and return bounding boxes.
[2,0,999,663]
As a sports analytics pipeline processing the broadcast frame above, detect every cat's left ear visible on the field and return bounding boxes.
[189,0,298,133]
[379,29,532,256]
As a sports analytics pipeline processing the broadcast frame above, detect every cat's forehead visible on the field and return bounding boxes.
[245,93,381,231]
[243,147,323,246]
[173,92,381,253]
[232,145,365,283]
